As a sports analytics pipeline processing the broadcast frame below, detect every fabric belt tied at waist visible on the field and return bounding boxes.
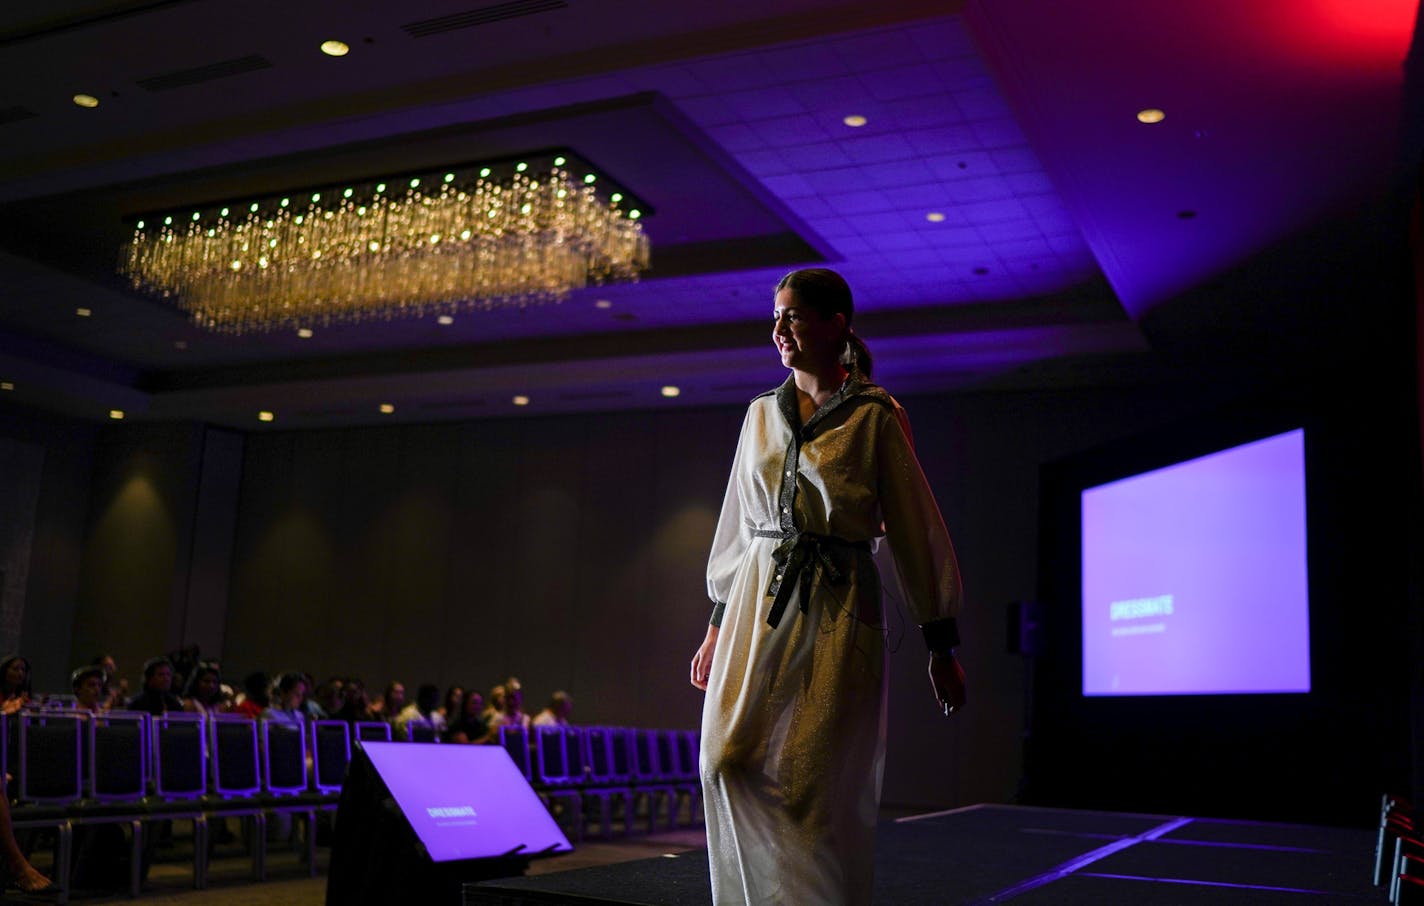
[754,529,871,629]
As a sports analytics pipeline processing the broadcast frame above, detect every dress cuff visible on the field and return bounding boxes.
[710,601,727,628]
[920,617,960,656]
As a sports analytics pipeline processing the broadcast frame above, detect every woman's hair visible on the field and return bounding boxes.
[775,268,873,378]
[0,655,32,698]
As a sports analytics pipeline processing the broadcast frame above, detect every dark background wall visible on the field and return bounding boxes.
[1,355,1416,822]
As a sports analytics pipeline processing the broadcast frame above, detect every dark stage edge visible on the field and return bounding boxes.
[463,804,1380,905]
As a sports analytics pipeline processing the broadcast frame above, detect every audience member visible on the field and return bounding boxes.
[312,677,344,718]
[181,661,227,716]
[494,675,532,730]
[0,655,32,716]
[232,671,270,719]
[482,683,506,723]
[333,678,377,724]
[394,683,443,740]
[374,681,406,720]
[440,685,464,725]
[127,657,183,716]
[167,643,202,696]
[92,654,127,710]
[262,672,308,727]
[446,691,489,744]
[71,665,109,714]
[533,690,574,727]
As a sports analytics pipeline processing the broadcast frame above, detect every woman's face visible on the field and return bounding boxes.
[195,672,219,701]
[76,675,104,708]
[463,693,484,718]
[5,660,27,690]
[772,288,843,372]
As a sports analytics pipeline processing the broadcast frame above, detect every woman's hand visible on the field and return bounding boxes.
[929,651,966,717]
[690,625,719,691]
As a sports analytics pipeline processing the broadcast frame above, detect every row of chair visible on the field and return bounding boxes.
[1378,793,1424,904]
[6,710,360,904]
[497,725,702,841]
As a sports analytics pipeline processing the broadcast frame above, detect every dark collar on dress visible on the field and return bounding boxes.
[770,372,891,439]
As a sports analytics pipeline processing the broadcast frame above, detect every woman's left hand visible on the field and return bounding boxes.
[928,652,966,717]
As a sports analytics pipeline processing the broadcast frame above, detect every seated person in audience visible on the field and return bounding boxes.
[312,677,344,718]
[182,661,227,716]
[262,672,308,726]
[481,683,506,724]
[92,654,127,711]
[374,681,406,721]
[167,643,202,696]
[440,685,463,726]
[71,664,109,714]
[126,656,183,716]
[445,691,488,743]
[333,678,377,724]
[0,796,50,891]
[533,690,574,727]
[0,655,32,715]
[232,671,270,719]
[494,676,532,730]
[393,683,443,740]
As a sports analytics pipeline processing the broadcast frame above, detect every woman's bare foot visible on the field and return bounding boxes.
[9,861,51,892]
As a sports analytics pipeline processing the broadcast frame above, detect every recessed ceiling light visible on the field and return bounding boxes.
[436,315,454,325]
[73,94,99,108]
[297,327,314,339]
[595,299,612,309]
[258,411,275,422]
[661,386,681,398]
[926,212,946,223]
[75,307,92,317]
[379,403,395,414]
[109,409,125,420]
[1136,108,1166,124]
[843,115,868,127]
[512,395,530,407]
[1,382,14,391]
[320,40,350,57]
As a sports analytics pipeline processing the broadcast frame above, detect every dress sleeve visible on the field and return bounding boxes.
[706,409,754,626]
[877,404,963,653]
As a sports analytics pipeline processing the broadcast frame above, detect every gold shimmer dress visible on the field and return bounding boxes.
[700,374,962,906]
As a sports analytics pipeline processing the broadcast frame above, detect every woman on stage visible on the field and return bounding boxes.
[690,268,966,905]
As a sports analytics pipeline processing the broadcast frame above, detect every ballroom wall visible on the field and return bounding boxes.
[3,355,1415,818]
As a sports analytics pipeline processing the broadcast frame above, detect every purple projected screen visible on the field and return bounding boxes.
[361,742,572,862]
[1081,429,1309,696]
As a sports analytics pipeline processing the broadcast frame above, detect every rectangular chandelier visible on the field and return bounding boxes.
[120,150,650,334]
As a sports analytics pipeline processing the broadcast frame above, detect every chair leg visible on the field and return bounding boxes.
[129,819,144,897]
[55,822,72,906]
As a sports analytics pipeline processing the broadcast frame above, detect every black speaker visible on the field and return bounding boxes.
[1007,600,1045,656]
[326,741,571,905]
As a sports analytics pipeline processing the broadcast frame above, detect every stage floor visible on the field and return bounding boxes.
[466,803,1380,904]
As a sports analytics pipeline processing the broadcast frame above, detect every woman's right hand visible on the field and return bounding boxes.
[690,625,719,691]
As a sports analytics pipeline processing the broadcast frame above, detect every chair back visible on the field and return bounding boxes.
[406,718,437,743]
[91,711,149,802]
[152,712,206,799]
[585,726,616,784]
[499,725,531,780]
[310,720,351,792]
[608,727,634,782]
[534,724,569,784]
[263,720,308,795]
[676,729,699,781]
[632,728,662,781]
[209,715,260,797]
[564,727,588,783]
[355,721,392,742]
[18,711,84,804]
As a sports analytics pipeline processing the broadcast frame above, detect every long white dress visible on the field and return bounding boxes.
[700,374,962,906]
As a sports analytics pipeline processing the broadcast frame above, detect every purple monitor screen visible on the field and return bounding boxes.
[361,742,572,862]
[1081,428,1309,696]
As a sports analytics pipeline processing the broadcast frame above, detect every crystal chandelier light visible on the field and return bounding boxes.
[121,151,650,334]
